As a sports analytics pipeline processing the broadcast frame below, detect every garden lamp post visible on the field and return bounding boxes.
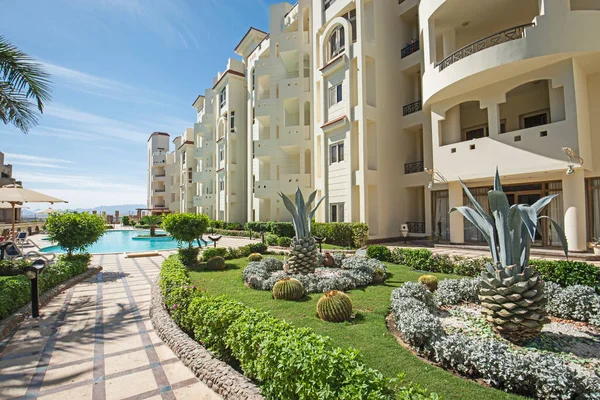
[24,259,46,318]
[400,224,409,244]
[314,236,325,253]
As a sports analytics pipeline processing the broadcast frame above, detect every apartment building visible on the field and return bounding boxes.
[0,152,22,223]
[147,132,170,211]
[149,0,600,250]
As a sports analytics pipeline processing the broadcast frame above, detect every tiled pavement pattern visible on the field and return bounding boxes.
[0,253,222,400]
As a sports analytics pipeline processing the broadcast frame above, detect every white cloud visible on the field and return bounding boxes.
[28,188,146,210]
[9,162,68,170]
[3,153,74,164]
[18,171,145,191]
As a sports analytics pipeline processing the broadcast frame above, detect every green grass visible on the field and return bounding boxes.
[189,257,525,400]
[320,243,347,250]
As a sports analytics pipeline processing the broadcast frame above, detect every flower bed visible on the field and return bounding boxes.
[158,255,433,399]
[242,254,386,294]
[390,280,600,399]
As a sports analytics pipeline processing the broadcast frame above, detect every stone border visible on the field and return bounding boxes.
[0,266,103,342]
[150,280,263,400]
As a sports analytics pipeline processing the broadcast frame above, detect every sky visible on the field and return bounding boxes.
[2,0,280,209]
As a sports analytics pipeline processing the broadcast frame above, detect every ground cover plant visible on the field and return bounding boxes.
[188,256,523,400]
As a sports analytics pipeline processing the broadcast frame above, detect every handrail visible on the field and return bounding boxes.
[404,161,424,175]
[401,40,420,58]
[437,23,534,71]
[403,100,422,116]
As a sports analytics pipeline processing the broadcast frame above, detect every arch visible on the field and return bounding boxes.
[302,7,310,33]
[304,101,311,127]
[303,53,310,80]
[440,100,488,145]
[304,149,312,174]
[321,18,351,64]
[217,117,227,139]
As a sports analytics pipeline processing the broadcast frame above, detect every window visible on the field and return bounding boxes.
[219,178,225,191]
[220,87,227,109]
[230,111,235,132]
[463,124,489,141]
[328,82,343,107]
[251,68,255,92]
[330,203,344,222]
[181,151,186,166]
[521,110,549,129]
[329,25,345,60]
[219,147,224,162]
[324,0,336,10]
[330,142,344,164]
[500,119,507,134]
[343,9,357,42]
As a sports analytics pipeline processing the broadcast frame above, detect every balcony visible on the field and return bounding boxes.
[194,194,214,207]
[404,161,424,175]
[254,180,279,199]
[401,41,420,59]
[280,126,310,147]
[403,100,422,116]
[152,153,166,165]
[437,23,534,72]
[254,139,272,159]
[152,189,166,196]
[192,169,214,182]
[282,4,299,31]
[255,98,277,117]
[407,222,425,234]
[280,173,310,193]
[153,174,166,182]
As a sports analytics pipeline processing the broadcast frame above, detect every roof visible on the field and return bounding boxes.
[234,27,268,54]
[192,94,205,107]
[212,69,246,90]
[147,132,170,142]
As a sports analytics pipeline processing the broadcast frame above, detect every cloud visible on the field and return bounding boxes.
[3,153,74,164]
[18,171,145,191]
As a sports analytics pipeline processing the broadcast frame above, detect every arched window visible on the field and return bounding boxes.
[329,25,345,60]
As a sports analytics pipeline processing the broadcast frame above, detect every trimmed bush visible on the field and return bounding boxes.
[267,222,295,238]
[0,259,31,276]
[162,213,210,265]
[0,254,91,320]
[312,222,369,248]
[272,278,304,300]
[529,259,600,291]
[265,233,279,246]
[178,247,200,266]
[245,221,269,232]
[202,247,227,262]
[418,275,438,292]
[367,245,392,262]
[159,256,406,399]
[317,290,353,322]
[276,236,292,247]
[243,242,268,255]
[248,253,263,262]
[206,256,226,271]
[45,212,106,256]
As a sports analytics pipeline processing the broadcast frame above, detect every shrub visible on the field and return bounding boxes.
[121,215,131,226]
[243,242,268,255]
[178,247,200,266]
[529,259,600,291]
[545,282,600,326]
[45,212,106,256]
[265,233,279,246]
[202,247,227,261]
[0,254,91,320]
[367,245,392,262]
[418,275,438,292]
[206,256,226,271]
[267,222,295,238]
[0,259,31,276]
[160,256,400,399]
[312,222,369,248]
[434,278,482,306]
[225,247,241,260]
[248,253,262,263]
[245,221,269,232]
[162,213,209,264]
[276,236,292,247]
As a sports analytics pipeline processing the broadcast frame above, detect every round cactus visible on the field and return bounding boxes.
[317,290,353,322]
[418,275,438,292]
[206,256,226,271]
[248,253,263,262]
[273,278,304,300]
[372,267,386,284]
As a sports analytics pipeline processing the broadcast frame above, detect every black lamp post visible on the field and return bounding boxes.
[208,235,222,248]
[314,236,326,253]
[24,259,46,318]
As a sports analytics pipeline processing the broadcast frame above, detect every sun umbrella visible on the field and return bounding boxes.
[0,203,25,209]
[0,185,67,239]
[35,207,59,214]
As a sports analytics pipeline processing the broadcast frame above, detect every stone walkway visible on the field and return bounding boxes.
[0,253,222,400]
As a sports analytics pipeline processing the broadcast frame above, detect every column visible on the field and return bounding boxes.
[442,29,456,58]
[487,104,500,137]
[562,170,587,251]
[448,181,464,244]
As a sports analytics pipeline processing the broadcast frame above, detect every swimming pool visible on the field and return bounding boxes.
[39,230,205,254]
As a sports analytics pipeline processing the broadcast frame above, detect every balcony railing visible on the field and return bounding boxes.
[407,222,425,234]
[324,0,336,10]
[403,100,422,116]
[401,40,420,58]
[437,23,534,71]
[404,161,424,174]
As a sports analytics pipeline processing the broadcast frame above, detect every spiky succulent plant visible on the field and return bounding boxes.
[451,169,568,343]
[278,188,326,275]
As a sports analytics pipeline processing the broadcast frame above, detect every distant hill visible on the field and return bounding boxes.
[23,204,146,216]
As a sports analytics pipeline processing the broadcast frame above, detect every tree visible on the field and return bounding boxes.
[161,213,209,265]
[141,215,162,237]
[45,212,106,256]
[0,36,52,134]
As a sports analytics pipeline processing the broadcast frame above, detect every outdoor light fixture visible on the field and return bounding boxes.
[400,224,409,244]
[24,259,46,318]
[425,168,447,190]
[562,147,583,176]
[208,235,222,248]
[314,236,326,253]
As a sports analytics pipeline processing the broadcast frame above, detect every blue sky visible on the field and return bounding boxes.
[2,0,279,209]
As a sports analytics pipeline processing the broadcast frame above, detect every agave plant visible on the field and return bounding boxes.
[451,169,568,343]
[278,188,326,274]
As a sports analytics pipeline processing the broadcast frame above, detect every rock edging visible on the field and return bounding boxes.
[0,266,103,341]
[150,280,263,400]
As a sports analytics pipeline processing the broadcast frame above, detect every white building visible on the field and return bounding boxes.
[147,132,170,211]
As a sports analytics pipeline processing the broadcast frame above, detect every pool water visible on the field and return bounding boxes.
[40,230,206,254]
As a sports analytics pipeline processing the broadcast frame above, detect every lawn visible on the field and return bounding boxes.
[188,257,525,400]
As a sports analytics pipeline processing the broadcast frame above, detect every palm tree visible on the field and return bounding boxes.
[141,215,162,237]
[0,36,51,133]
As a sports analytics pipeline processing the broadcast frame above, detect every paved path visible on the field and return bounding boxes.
[0,253,221,400]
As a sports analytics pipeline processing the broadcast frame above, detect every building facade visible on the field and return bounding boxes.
[0,152,22,223]
[146,132,170,211]
[148,0,600,250]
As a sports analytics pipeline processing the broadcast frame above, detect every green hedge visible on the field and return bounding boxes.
[367,245,392,262]
[159,256,432,400]
[208,220,244,231]
[0,254,91,320]
[202,243,268,262]
[388,248,600,291]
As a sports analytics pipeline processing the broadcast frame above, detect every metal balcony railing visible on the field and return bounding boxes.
[403,100,422,116]
[404,161,424,174]
[407,222,425,234]
[401,40,420,58]
[437,23,534,71]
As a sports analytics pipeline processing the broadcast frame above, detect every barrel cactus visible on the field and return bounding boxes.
[317,290,353,322]
[273,278,304,300]
[418,275,438,292]
[278,188,326,275]
[206,256,226,271]
[248,253,263,262]
[451,169,568,344]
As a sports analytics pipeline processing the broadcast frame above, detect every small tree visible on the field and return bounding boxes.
[162,213,209,265]
[141,215,162,237]
[121,215,130,226]
[46,212,106,256]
